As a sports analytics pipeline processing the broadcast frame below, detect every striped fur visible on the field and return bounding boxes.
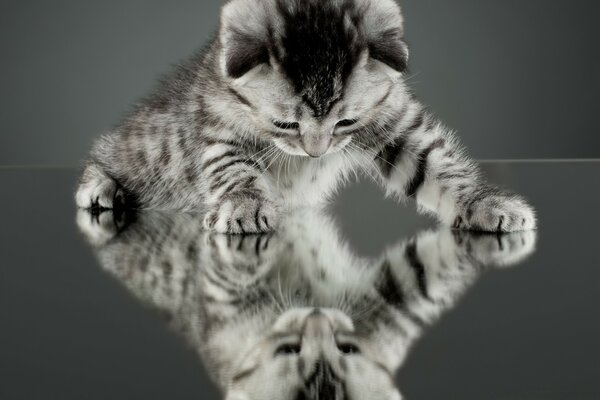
[78,208,537,400]
[76,0,536,234]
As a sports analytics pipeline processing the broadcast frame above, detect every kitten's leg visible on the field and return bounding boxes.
[75,162,125,210]
[201,142,279,234]
[370,107,536,232]
[375,229,536,323]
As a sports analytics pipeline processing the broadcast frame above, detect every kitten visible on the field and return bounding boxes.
[78,208,537,399]
[76,0,536,234]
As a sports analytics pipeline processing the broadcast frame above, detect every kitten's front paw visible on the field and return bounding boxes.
[203,192,279,234]
[454,189,537,232]
[75,176,125,210]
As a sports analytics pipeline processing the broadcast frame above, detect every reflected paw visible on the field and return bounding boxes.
[454,190,537,232]
[203,232,280,282]
[453,229,537,268]
[207,233,277,265]
[203,193,278,234]
[76,209,129,247]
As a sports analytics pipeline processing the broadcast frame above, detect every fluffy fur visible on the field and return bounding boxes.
[78,208,536,400]
[76,0,536,234]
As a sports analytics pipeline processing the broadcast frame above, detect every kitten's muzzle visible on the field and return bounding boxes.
[301,135,332,158]
[302,309,335,341]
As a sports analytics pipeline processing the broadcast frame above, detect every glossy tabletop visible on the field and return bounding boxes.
[0,162,598,399]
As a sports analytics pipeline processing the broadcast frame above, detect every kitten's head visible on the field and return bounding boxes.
[224,307,402,400]
[218,0,409,157]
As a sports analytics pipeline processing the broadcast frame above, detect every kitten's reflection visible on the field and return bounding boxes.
[77,209,536,400]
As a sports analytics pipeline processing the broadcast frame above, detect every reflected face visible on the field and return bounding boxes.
[228,308,400,400]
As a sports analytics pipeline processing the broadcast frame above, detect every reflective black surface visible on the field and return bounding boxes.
[1,162,599,399]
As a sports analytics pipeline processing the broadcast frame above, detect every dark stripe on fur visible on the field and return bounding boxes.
[209,170,244,192]
[376,136,406,178]
[232,366,259,383]
[404,111,425,135]
[405,138,445,197]
[203,151,238,169]
[159,138,171,166]
[403,309,428,329]
[228,88,254,109]
[210,158,260,177]
[296,360,345,400]
[376,260,405,308]
[373,85,393,109]
[405,241,430,300]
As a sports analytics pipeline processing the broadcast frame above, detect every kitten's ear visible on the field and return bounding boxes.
[362,0,409,72]
[369,30,409,73]
[219,0,271,79]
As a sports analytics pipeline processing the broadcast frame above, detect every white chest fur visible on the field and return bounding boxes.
[269,154,349,209]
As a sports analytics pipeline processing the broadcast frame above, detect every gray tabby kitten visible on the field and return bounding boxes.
[78,208,536,400]
[76,0,536,234]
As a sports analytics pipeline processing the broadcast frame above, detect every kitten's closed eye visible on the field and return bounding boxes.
[273,121,300,130]
[275,343,302,355]
[336,119,359,128]
[337,343,361,354]
[333,119,360,136]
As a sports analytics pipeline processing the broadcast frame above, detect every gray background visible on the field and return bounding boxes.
[1,0,599,166]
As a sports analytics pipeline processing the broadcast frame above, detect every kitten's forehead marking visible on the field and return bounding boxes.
[274,0,364,118]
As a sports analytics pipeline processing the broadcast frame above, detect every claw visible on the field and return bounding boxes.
[453,216,463,229]
[497,215,505,232]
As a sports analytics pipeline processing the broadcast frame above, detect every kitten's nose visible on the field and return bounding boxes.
[302,309,333,339]
[302,135,331,158]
